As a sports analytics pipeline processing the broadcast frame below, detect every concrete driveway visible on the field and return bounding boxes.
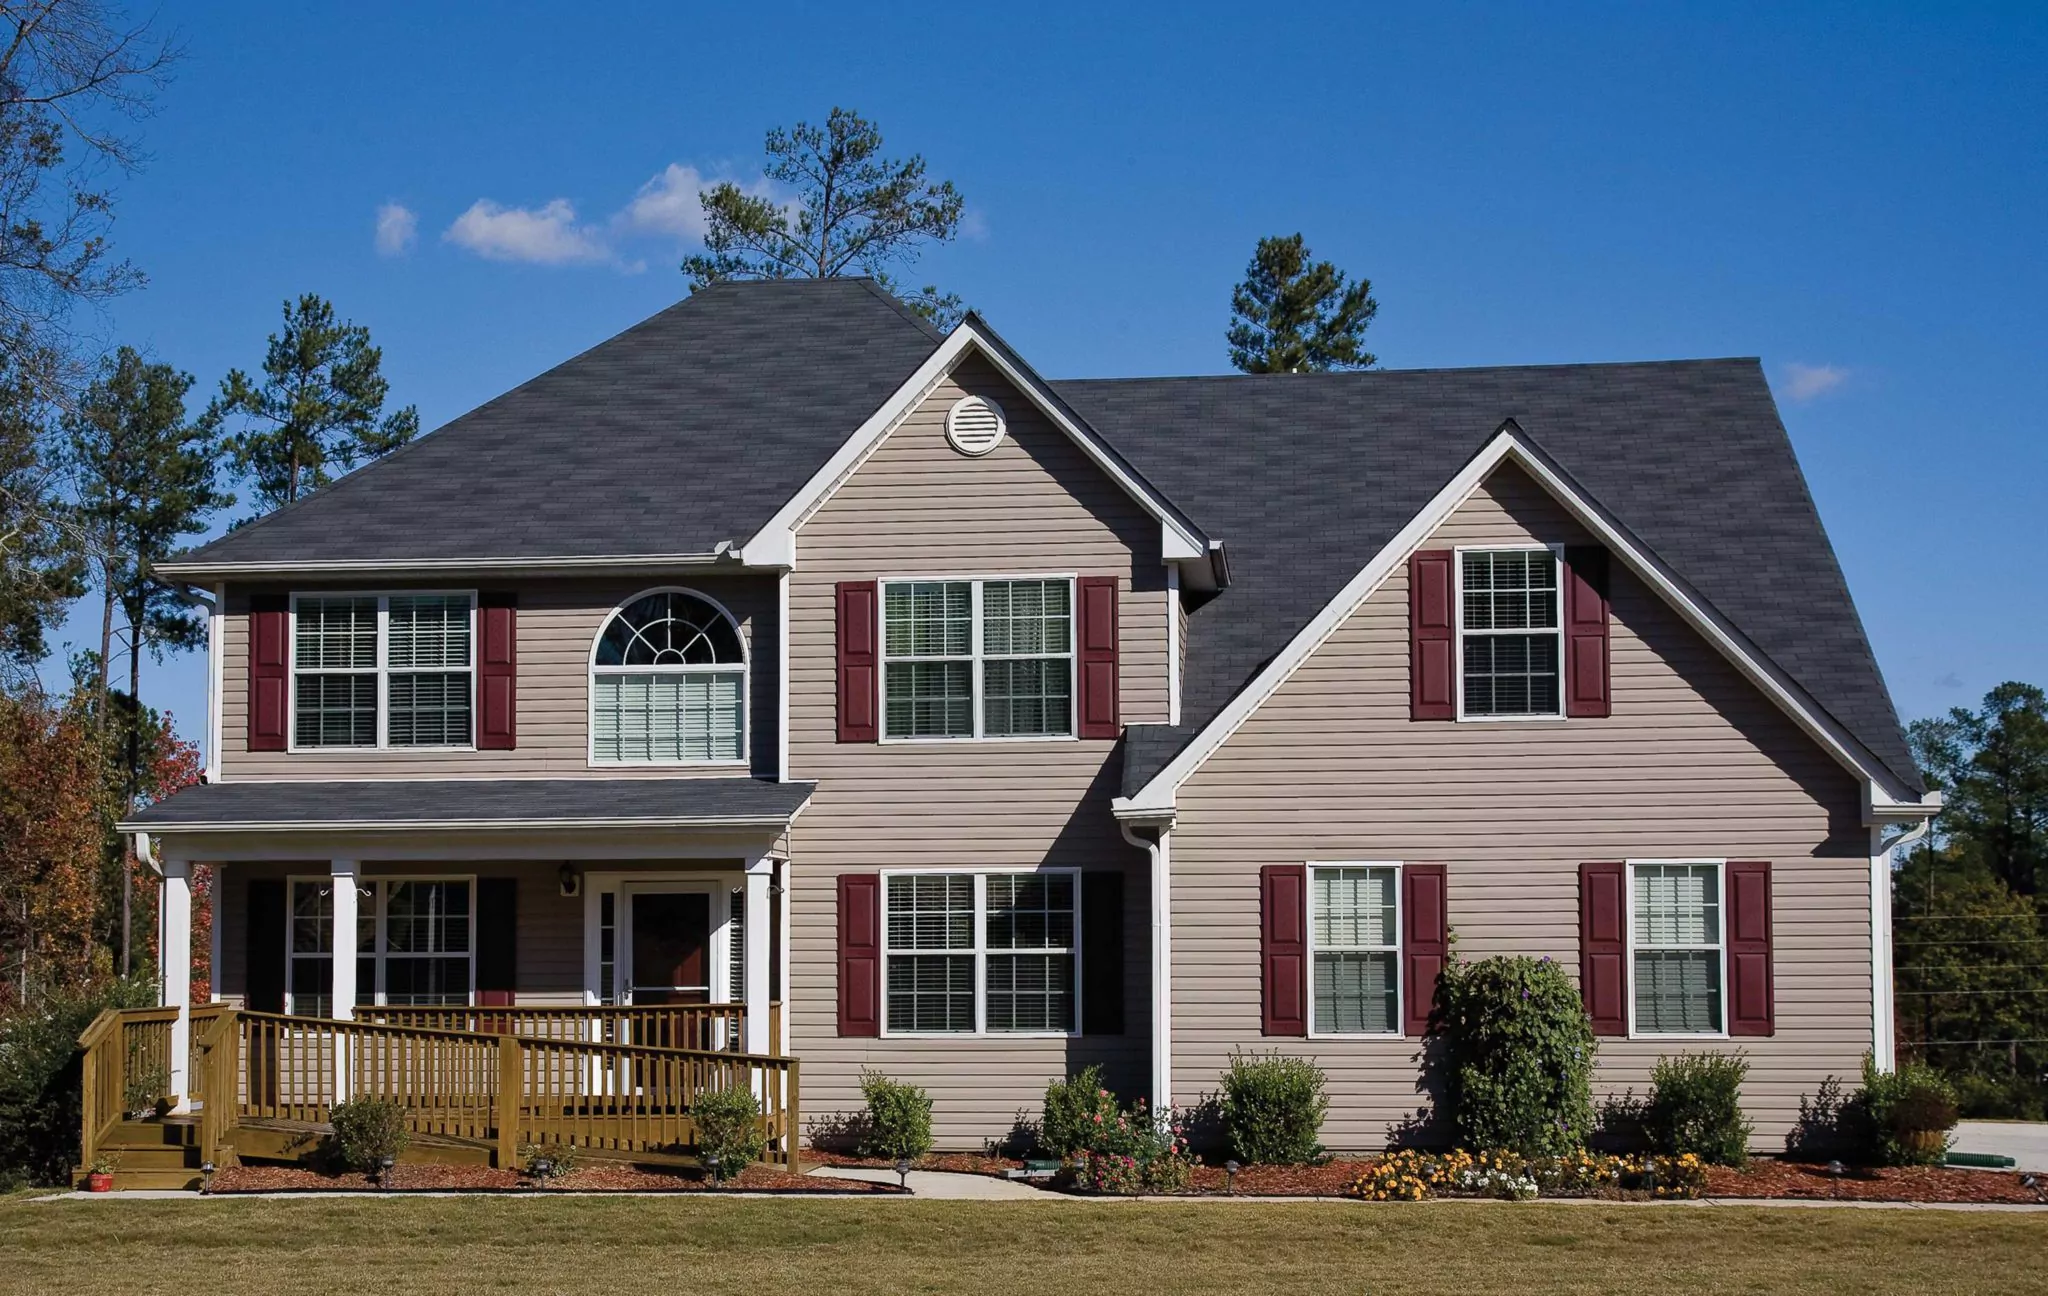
[1951,1121,2048,1172]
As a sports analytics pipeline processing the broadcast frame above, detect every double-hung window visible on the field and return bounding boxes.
[881,578,1074,740]
[1309,865,1400,1034]
[882,871,1078,1034]
[1630,862,1724,1034]
[1458,549,1562,718]
[285,878,474,1015]
[292,593,475,749]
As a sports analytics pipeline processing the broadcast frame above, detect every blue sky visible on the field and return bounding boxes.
[54,1,2047,756]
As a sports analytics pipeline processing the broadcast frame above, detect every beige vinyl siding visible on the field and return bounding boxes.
[218,575,779,781]
[785,355,1159,1146]
[214,859,743,1007]
[1170,462,1871,1150]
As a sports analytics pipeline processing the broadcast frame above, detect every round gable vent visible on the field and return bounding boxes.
[945,395,1006,456]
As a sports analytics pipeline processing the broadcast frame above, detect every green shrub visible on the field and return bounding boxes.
[692,1084,766,1174]
[0,978,157,1188]
[328,1096,410,1171]
[857,1071,933,1161]
[1218,1052,1328,1165]
[1860,1059,1958,1167]
[1643,1053,1753,1166]
[1041,1065,1119,1157]
[517,1141,579,1181]
[1433,955,1596,1157]
[1784,1074,1868,1161]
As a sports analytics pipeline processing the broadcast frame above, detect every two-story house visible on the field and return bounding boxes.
[116,279,1938,1171]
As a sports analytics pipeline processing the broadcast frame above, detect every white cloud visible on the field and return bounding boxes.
[618,164,713,240]
[374,202,417,256]
[1782,362,1849,402]
[444,198,609,265]
[959,207,990,242]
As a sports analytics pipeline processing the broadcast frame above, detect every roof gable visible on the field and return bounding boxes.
[163,279,943,575]
[1057,360,1923,799]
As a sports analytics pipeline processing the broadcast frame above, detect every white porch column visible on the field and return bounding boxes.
[743,858,772,1056]
[329,860,360,1020]
[152,838,193,1112]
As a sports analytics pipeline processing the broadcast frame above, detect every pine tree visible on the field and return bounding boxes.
[206,294,419,513]
[1226,234,1379,373]
[65,346,229,972]
[683,107,966,328]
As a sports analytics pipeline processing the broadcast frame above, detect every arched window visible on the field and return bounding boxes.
[590,590,747,763]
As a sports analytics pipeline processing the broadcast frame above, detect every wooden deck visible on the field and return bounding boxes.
[77,1004,798,1188]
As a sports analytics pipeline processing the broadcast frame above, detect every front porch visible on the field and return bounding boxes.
[80,1000,799,1188]
[107,777,815,1188]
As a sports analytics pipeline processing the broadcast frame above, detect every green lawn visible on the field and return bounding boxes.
[3,1196,2044,1296]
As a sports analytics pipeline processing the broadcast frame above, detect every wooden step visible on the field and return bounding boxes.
[93,1146,193,1172]
[104,1117,200,1149]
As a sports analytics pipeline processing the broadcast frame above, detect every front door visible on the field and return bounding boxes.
[627,891,712,1006]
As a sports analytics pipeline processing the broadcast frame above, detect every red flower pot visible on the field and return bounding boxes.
[86,1172,113,1193]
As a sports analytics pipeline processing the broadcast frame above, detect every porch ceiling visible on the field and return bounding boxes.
[119,777,815,834]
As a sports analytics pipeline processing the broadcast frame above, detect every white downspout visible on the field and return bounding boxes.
[1870,816,1936,1073]
[1120,820,1172,1113]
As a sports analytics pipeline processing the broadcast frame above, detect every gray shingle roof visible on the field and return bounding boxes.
[171,279,943,568]
[122,778,815,830]
[1053,362,1923,796]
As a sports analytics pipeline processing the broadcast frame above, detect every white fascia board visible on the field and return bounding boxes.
[740,321,1207,566]
[155,551,738,580]
[117,812,807,835]
[1115,429,1930,817]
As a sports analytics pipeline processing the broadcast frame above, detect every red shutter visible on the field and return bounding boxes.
[1402,864,1448,1037]
[1727,861,1775,1036]
[1564,546,1611,718]
[1579,862,1627,1036]
[476,592,517,750]
[1077,576,1121,739]
[1260,864,1308,1036]
[836,581,879,742]
[248,594,290,751]
[836,873,881,1037]
[1410,550,1455,720]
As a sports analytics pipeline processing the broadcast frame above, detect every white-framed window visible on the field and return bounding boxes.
[1456,547,1563,719]
[1308,863,1401,1035]
[285,877,475,1016]
[589,588,747,765]
[880,576,1074,740]
[881,870,1079,1035]
[290,592,476,749]
[1629,861,1725,1036]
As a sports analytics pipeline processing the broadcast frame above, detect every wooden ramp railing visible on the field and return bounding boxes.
[84,1005,799,1176]
[78,1006,184,1175]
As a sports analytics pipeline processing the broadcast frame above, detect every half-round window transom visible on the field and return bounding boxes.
[596,592,743,668]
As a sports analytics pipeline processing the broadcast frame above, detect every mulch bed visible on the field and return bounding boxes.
[1704,1160,2046,1205]
[205,1162,901,1194]
[803,1151,1026,1179]
[1185,1159,1373,1196]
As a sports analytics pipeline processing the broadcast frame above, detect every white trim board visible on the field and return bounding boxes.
[1114,427,1935,820]
[739,318,1209,569]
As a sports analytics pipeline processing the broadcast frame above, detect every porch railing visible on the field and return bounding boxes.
[357,1003,754,1054]
[77,1005,182,1174]
[85,1005,799,1175]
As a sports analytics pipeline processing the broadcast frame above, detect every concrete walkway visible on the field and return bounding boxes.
[1951,1121,2048,1172]
[807,1166,1051,1199]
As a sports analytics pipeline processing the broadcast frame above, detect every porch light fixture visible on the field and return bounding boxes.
[532,1156,554,1183]
[1827,1160,1844,1200]
[559,864,581,897]
[895,1157,912,1189]
[706,1153,722,1188]
[1224,1160,1240,1194]
[378,1155,396,1189]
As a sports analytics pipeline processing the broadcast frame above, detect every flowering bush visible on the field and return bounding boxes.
[1348,1148,1708,1202]
[1041,1067,1120,1158]
[1058,1093,1199,1194]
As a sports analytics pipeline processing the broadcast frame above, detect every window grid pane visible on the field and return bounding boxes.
[1462,551,1559,631]
[1460,551,1563,718]
[1314,951,1397,1034]
[1633,864,1723,1033]
[886,954,976,1032]
[987,953,1074,1032]
[387,596,470,669]
[884,582,972,658]
[295,597,376,669]
[389,671,472,747]
[983,658,1072,737]
[885,661,973,738]
[982,580,1070,657]
[593,671,744,762]
[886,874,975,951]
